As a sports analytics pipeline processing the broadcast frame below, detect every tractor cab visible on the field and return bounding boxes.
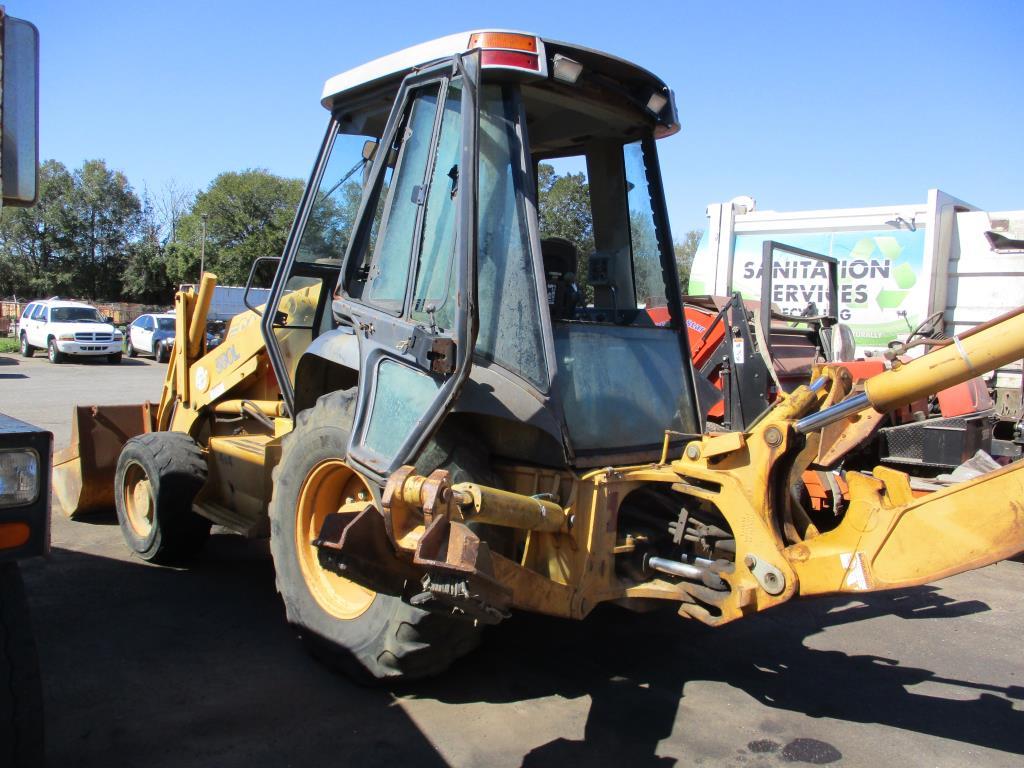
[261,31,701,481]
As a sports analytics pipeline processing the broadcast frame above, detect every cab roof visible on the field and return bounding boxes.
[320,30,679,137]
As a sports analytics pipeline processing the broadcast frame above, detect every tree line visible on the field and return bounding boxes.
[0,159,302,304]
[0,158,701,306]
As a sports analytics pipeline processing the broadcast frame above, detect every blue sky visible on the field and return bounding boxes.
[20,0,1024,234]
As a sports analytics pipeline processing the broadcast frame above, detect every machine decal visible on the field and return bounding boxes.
[215,345,241,373]
[840,552,869,591]
[691,228,927,352]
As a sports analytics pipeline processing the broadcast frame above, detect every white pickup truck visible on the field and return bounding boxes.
[17,298,123,364]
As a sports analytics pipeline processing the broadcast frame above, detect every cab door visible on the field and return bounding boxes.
[335,53,480,481]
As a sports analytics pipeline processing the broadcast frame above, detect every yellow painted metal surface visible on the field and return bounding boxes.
[788,462,1024,595]
[52,403,153,517]
[294,458,376,619]
[865,311,1024,411]
[452,482,567,531]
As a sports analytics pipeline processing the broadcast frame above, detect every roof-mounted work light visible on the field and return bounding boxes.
[646,91,668,115]
[552,54,583,84]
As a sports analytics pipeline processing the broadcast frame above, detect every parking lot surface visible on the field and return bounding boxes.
[1,351,1022,767]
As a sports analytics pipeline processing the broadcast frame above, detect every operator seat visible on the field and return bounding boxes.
[541,237,580,320]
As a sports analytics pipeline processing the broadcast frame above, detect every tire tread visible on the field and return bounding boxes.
[115,432,210,564]
[269,390,481,683]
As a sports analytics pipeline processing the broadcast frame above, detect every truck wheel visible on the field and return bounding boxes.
[0,563,44,768]
[114,432,211,564]
[18,334,33,358]
[47,338,64,364]
[268,390,481,683]
[107,352,122,365]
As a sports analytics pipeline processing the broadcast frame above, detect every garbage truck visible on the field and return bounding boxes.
[689,191,1024,423]
[54,30,1024,683]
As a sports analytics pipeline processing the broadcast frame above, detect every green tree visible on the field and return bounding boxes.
[172,170,303,286]
[68,159,142,299]
[537,163,594,297]
[0,160,77,298]
[674,229,703,291]
[122,197,173,303]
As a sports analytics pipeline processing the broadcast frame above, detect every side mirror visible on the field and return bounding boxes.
[1,13,40,207]
[243,256,281,316]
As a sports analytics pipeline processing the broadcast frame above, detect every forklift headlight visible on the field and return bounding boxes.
[0,449,39,508]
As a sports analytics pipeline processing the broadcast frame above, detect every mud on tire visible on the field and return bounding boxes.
[268,389,482,683]
[114,431,211,564]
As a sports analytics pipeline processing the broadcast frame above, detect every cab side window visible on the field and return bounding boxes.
[21,304,35,320]
[343,83,444,312]
[32,305,46,321]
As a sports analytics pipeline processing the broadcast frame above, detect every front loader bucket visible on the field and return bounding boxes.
[52,404,154,518]
[788,462,1024,596]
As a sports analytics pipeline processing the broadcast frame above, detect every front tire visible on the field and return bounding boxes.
[155,342,169,364]
[47,338,64,364]
[125,338,137,358]
[107,352,122,365]
[18,334,33,358]
[114,432,211,564]
[0,563,44,768]
[268,390,481,683]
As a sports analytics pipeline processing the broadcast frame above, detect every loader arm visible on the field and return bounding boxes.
[53,273,292,518]
[658,307,1024,623]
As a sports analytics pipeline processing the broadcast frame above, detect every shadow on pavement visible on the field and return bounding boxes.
[20,536,448,768]
[408,588,1022,766]
[19,531,1023,767]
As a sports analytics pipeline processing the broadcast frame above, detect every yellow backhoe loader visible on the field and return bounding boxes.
[54,31,1024,681]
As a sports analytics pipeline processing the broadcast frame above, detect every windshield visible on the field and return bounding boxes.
[156,317,175,331]
[51,307,104,324]
[521,81,700,451]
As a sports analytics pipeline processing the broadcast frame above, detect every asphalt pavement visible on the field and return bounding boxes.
[1,351,1022,767]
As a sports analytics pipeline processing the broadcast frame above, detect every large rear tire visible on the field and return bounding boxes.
[0,563,44,768]
[114,432,211,564]
[268,390,482,683]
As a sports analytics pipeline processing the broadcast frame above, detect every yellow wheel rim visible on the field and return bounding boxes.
[295,459,376,620]
[123,462,155,539]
